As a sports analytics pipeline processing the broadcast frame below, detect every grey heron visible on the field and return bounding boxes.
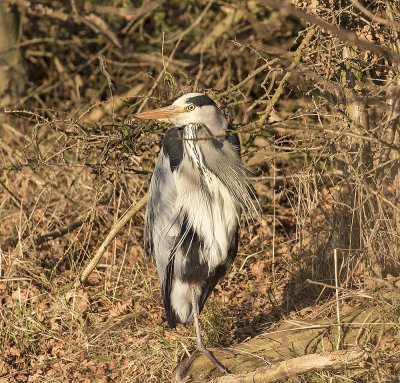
[136,93,259,375]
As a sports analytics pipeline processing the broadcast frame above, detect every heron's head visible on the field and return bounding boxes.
[135,93,227,130]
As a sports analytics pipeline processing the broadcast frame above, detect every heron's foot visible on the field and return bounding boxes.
[172,346,230,382]
[171,349,200,383]
[197,343,230,374]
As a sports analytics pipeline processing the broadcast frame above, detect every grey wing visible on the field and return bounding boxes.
[144,147,179,264]
[144,148,181,326]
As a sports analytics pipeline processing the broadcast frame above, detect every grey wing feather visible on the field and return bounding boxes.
[144,149,180,324]
[145,147,178,258]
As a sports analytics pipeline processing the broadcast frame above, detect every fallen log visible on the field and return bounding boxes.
[172,307,380,382]
[205,348,367,383]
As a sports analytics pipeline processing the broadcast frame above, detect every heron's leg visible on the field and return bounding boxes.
[190,285,228,374]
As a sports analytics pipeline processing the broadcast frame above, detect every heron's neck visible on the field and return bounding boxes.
[182,123,201,140]
[181,122,227,140]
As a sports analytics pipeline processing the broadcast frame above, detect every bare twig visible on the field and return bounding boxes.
[86,0,165,22]
[74,193,148,288]
[135,36,183,113]
[306,279,373,299]
[217,60,276,98]
[0,139,79,205]
[257,28,316,126]
[349,0,400,31]
[334,248,341,350]
[259,0,400,63]
[0,179,23,207]
[34,219,85,246]
[165,0,214,44]
[191,7,243,54]
[8,0,121,47]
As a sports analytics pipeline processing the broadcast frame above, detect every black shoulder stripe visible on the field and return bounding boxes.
[226,125,241,157]
[212,139,224,149]
[162,128,183,172]
[186,94,217,107]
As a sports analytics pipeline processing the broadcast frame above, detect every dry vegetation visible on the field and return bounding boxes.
[1,0,400,382]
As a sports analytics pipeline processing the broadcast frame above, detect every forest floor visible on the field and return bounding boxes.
[1,0,400,382]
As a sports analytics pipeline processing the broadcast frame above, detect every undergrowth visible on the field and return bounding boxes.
[1,0,400,382]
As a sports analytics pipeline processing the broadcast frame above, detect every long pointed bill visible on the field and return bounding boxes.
[134,105,184,120]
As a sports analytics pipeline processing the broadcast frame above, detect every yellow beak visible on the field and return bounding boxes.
[134,105,184,120]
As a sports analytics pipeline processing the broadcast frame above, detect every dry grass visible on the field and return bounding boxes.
[1,0,400,381]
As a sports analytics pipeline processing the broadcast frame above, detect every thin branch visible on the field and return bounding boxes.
[165,0,214,44]
[8,0,122,47]
[334,248,341,350]
[259,0,400,64]
[257,28,316,126]
[34,219,85,246]
[217,60,276,98]
[306,279,373,299]
[74,193,148,288]
[349,0,400,31]
[85,0,165,22]
[0,179,23,207]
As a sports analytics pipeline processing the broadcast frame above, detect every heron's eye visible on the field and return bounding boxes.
[185,104,196,112]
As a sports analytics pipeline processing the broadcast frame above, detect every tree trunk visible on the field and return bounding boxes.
[0,1,25,107]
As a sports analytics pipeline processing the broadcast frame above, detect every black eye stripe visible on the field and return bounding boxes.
[186,95,216,107]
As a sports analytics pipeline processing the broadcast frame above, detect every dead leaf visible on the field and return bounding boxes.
[72,289,89,313]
